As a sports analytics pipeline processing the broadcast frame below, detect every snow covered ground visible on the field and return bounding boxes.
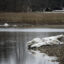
[27,34,64,48]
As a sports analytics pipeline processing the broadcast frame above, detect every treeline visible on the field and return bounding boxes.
[0,0,64,12]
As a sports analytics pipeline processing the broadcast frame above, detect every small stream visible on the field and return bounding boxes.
[0,28,64,64]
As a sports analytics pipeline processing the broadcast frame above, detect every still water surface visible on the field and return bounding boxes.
[0,28,64,64]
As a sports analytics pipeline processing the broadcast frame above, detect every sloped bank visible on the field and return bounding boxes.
[0,12,64,25]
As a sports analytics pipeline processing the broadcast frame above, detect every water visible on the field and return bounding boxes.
[0,28,64,64]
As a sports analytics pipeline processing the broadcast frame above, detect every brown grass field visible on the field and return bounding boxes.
[0,12,64,25]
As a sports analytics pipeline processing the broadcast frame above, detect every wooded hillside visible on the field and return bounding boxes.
[0,0,64,12]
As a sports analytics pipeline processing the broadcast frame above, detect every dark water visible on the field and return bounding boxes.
[0,28,64,64]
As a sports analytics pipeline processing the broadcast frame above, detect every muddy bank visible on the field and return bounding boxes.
[0,22,64,28]
[28,44,64,64]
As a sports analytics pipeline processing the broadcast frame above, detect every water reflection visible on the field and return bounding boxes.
[0,32,16,64]
[0,40,15,59]
[0,28,64,64]
[28,50,59,64]
[28,44,64,64]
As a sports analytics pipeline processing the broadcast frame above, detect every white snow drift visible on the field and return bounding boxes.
[27,34,64,48]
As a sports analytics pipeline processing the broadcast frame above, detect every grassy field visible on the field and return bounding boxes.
[0,12,64,25]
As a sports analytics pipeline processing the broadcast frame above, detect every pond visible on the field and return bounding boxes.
[0,28,64,64]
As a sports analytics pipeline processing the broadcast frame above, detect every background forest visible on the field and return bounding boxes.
[0,0,64,12]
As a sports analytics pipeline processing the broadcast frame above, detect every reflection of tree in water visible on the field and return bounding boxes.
[0,32,16,61]
[28,44,64,64]
[0,41,15,61]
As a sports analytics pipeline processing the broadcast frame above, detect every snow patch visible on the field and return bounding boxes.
[27,34,64,48]
[4,23,9,26]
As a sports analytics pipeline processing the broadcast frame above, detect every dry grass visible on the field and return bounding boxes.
[0,12,64,24]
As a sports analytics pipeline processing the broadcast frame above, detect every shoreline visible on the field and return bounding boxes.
[0,24,64,28]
